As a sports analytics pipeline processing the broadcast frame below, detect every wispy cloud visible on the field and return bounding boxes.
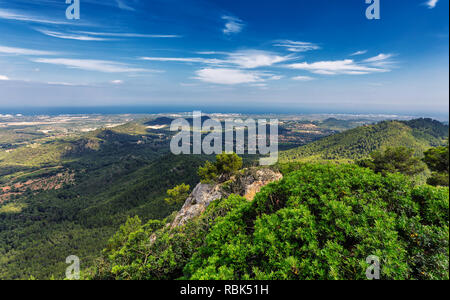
[196,51,228,55]
[350,50,368,56]
[0,9,69,25]
[0,45,58,56]
[195,68,263,85]
[363,53,393,63]
[35,29,112,41]
[227,50,294,68]
[38,29,181,41]
[141,57,224,64]
[274,40,320,53]
[194,68,281,85]
[249,83,268,89]
[75,31,181,38]
[222,16,244,35]
[116,0,136,11]
[46,81,89,87]
[292,76,315,81]
[111,80,124,84]
[141,50,293,69]
[425,0,439,8]
[0,75,9,81]
[287,57,391,75]
[31,58,150,73]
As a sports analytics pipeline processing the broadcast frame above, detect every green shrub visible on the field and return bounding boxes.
[165,184,190,206]
[95,163,449,280]
[93,195,247,280]
[411,185,449,226]
[185,164,449,280]
[423,144,449,187]
[357,147,426,176]
[198,153,243,183]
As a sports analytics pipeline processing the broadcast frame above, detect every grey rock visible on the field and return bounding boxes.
[169,168,282,229]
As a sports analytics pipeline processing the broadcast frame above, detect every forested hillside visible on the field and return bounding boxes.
[0,123,206,279]
[280,119,448,162]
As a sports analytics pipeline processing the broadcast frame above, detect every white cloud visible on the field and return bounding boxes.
[75,31,181,38]
[116,0,135,11]
[35,29,111,41]
[287,59,389,75]
[194,68,282,85]
[31,58,149,73]
[363,53,396,69]
[46,82,83,86]
[0,75,9,81]
[227,50,294,69]
[195,68,263,85]
[140,57,225,65]
[274,40,320,52]
[222,16,244,35]
[196,51,228,55]
[111,80,124,84]
[0,9,68,25]
[250,83,268,89]
[350,50,368,56]
[269,75,283,80]
[141,50,293,69]
[0,45,57,56]
[292,76,314,81]
[363,53,393,63]
[426,0,439,8]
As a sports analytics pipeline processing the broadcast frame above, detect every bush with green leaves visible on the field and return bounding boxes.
[93,163,448,280]
[185,164,449,280]
[91,195,247,280]
[165,183,190,206]
[357,146,426,176]
[198,153,243,183]
[423,144,449,187]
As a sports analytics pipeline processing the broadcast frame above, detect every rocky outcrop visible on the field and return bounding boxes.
[169,168,282,229]
[170,183,223,229]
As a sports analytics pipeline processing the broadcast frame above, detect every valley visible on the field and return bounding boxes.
[0,113,448,279]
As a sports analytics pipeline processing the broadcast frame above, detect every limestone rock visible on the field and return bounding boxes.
[170,183,223,229]
[169,168,282,229]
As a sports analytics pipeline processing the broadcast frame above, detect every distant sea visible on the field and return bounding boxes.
[0,106,448,121]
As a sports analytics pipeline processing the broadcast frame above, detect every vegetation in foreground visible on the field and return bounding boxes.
[92,149,449,280]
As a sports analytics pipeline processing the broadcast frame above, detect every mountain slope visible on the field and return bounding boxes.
[0,120,207,279]
[280,119,449,162]
[0,152,206,280]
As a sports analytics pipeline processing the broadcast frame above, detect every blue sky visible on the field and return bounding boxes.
[0,0,448,117]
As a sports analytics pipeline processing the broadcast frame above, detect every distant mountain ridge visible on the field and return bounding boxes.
[280,118,449,162]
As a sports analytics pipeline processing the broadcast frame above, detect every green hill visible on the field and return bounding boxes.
[0,121,208,279]
[0,151,207,280]
[280,118,449,162]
